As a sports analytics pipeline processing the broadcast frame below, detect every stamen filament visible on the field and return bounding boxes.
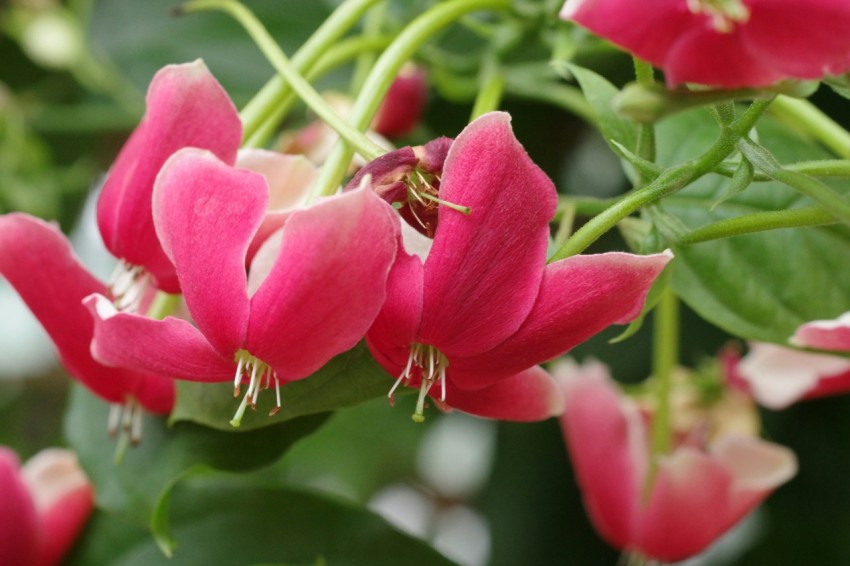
[270,376,282,416]
[412,377,433,423]
[108,403,122,436]
[418,191,471,215]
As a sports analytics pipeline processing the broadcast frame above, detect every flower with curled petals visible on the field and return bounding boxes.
[364,111,672,423]
[0,447,93,566]
[98,59,241,303]
[87,148,398,426]
[561,0,850,87]
[557,359,797,562]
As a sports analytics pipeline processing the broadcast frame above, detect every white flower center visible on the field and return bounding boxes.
[108,259,153,312]
[687,0,750,33]
[230,350,281,427]
[389,343,449,423]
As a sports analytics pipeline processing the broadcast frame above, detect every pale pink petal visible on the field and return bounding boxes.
[21,449,93,566]
[450,252,671,390]
[86,294,235,382]
[0,448,39,566]
[638,449,735,561]
[97,60,241,292]
[420,112,557,358]
[444,365,563,421]
[790,311,850,351]
[153,149,268,356]
[247,188,398,380]
[713,434,797,506]
[736,342,850,409]
[557,360,646,551]
[0,213,143,404]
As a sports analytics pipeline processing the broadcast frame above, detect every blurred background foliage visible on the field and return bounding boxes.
[3,0,850,564]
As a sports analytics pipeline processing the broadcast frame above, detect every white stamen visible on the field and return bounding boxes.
[107,403,122,436]
[130,402,143,445]
[233,354,246,396]
[270,376,282,416]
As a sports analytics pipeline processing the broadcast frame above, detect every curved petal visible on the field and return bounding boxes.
[0,213,144,404]
[21,449,93,566]
[790,311,850,351]
[450,251,671,390]
[247,188,398,380]
[153,149,268,356]
[98,60,241,292]
[736,342,850,409]
[0,448,39,566]
[557,360,646,551]
[420,112,557,357]
[85,294,234,382]
[443,365,563,422]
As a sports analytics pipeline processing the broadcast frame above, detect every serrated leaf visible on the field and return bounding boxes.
[64,385,328,526]
[658,110,850,343]
[565,63,638,153]
[171,342,393,431]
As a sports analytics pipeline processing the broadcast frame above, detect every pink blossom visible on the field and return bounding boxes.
[86,149,398,424]
[372,64,429,138]
[98,59,241,295]
[364,112,671,422]
[561,0,850,87]
[557,359,797,562]
[0,213,174,415]
[0,447,93,566]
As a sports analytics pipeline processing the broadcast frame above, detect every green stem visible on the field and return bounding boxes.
[243,35,392,149]
[502,75,595,124]
[310,0,511,200]
[632,57,656,186]
[349,2,387,94]
[470,59,505,120]
[770,95,850,159]
[236,0,384,142]
[550,97,774,260]
[556,195,617,219]
[738,137,850,225]
[182,0,385,161]
[678,206,837,244]
[645,289,679,493]
[714,159,850,181]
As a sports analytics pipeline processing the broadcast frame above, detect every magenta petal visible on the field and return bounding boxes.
[154,149,268,356]
[420,112,557,357]
[86,294,234,382]
[443,365,563,422]
[557,360,645,551]
[0,448,39,566]
[98,60,241,292]
[0,213,148,404]
[451,251,671,389]
[247,188,398,380]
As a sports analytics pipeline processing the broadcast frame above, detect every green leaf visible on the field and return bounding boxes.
[658,110,850,343]
[71,475,457,566]
[171,342,393,431]
[565,63,638,153]
[65,385,328,526]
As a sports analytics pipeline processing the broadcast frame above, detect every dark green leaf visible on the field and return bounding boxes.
[565,63,638,153]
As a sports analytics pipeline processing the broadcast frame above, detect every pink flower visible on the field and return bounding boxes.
[557,359,797,562]
[372,64,428,139]
[0,447,93,566]
[86,148,398,424]
[561,0,850,87]
[0,213,174,415]
[733,311,850,408]
[365,112,672,422]
[98,59,241,296]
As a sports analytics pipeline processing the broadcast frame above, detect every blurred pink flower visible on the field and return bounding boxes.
[561,0,850,87]
[557,359,796,562]
[365,112,671,422]
[373,64,429,138]
[87,149,398,423]
[0,447,93,566]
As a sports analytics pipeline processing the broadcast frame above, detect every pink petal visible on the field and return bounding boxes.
[237,149,317,264]
[247,187,398,381]
[736,342,850,409]
[372,64,428,138]
[443,365,564,422]
[0,448,39,566]
[557,360,646,551]
[790,311,850,351]
[86,294,235,382]
[450,251,671,390]
[0,213,144,404]
[153,149,268,356]
[21,449,93,566]
[97,60,241,292]
[419,112,557,358]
